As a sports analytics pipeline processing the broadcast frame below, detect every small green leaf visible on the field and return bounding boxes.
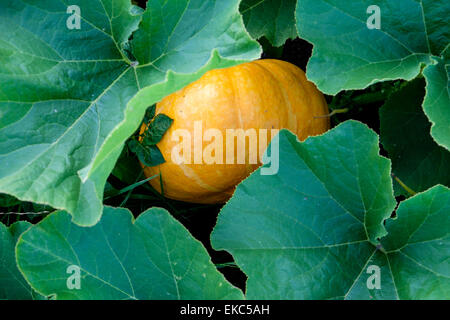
[127,140,165,167]
[380,78,450,196]
[143,105,156,124]
[16,207,244,300]
[143,114,174,146]
[130,111,173,167]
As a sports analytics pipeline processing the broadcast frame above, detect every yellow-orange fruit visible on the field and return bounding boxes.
[140,59,330,204]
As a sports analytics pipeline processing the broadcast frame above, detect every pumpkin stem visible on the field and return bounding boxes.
[314,108,349,119]
[391,173,416,196]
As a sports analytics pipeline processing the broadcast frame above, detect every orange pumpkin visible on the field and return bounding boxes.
[140,59,330,204]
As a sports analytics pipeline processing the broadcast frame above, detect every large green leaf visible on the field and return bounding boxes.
[296,0,450,150]
[0,0,261,226]
[212,121,449,299]
[380,78,450,196]
[296,0,448,94]
[0,221,35,299]
[240,0,297,47]
[16,207,243,300]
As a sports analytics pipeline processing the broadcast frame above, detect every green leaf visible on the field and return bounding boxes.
[143,105,156,124]
[0,0,261,226]
[16,207,244,300]
[345,185,450,299]
[143,114,174,146]
[0,0,140,227]
[296,0,449,151]
[380,185,450,299]
[0,221,36,299]
[131,0,261,74]
[423,56,450,151]
[212,121,449,299]
[296,0,447,94]
[240,0,297,47]
[419,1,450,54]
[380,78,450,196]
[127,140,165,167]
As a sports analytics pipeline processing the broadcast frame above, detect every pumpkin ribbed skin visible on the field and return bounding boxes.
[140,59,330,204]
